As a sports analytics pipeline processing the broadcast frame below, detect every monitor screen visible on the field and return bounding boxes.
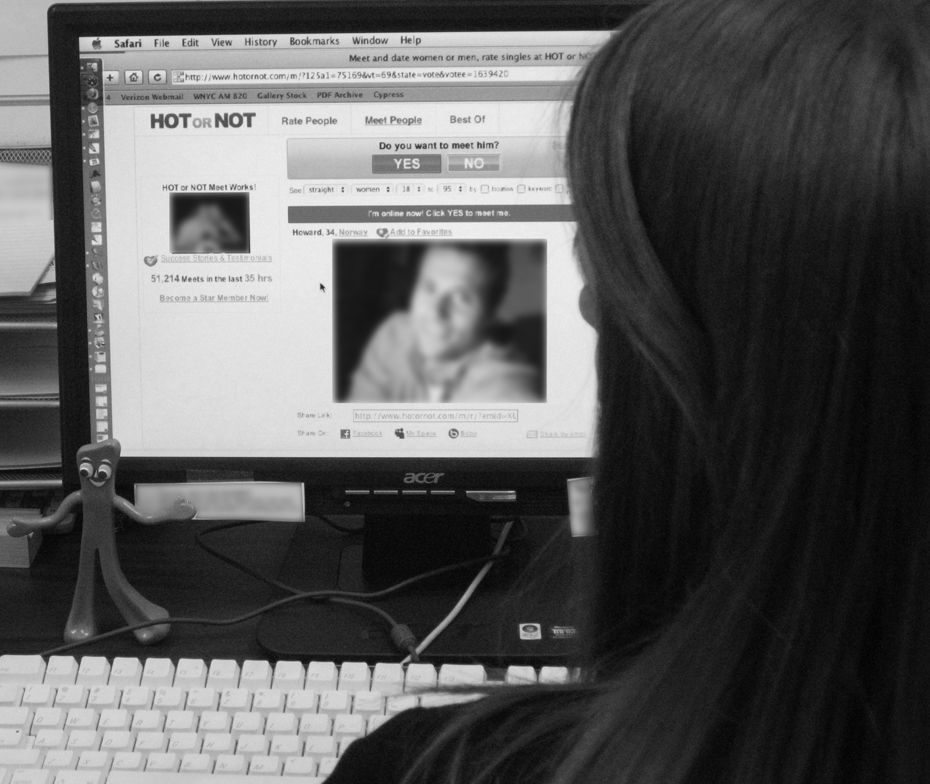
[50,1,633,517]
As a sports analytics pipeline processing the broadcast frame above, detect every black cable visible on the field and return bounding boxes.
[313,512,364,534]
[195,518,514,598]
[195,520,407,632]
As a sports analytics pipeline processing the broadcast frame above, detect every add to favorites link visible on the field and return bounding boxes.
[353,409,518,423]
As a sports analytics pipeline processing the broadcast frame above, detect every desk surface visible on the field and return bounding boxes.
[0,515,578,664]
[0,517,296,660]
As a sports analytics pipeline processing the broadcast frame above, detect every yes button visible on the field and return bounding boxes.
[371,154,442,174]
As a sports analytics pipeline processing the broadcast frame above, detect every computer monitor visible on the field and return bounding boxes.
[49,1,638,658]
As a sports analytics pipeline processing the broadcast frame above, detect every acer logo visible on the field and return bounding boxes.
[403,472,445,484]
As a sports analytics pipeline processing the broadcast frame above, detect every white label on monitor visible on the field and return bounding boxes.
[134,481,305,522]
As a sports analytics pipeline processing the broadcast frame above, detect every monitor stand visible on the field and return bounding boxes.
[256,514,583,664]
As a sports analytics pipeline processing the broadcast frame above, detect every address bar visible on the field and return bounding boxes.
[170,66,579,85]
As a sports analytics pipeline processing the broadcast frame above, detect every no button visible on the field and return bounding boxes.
[371,154,442,174]
[448,154,501,172]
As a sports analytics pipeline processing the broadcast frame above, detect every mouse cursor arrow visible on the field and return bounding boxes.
[319,283,326,293]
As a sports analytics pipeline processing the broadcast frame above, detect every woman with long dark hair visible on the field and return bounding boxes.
[330,0,930,780]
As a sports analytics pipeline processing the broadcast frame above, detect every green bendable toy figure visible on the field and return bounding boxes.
[6,439,196,645]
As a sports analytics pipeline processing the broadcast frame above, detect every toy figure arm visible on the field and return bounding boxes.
[6,491,83,537]
[113,495,197,525]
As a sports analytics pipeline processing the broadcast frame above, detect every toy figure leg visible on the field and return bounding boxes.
[99,551,170,644]
[63,538,99,642]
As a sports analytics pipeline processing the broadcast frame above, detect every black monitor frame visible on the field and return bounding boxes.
[49,1,640,518]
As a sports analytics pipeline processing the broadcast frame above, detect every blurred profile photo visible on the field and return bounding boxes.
[170,193,250,253]
[334,241,546,403]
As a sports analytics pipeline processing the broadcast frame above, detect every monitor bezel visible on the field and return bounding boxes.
[50,0,638,511]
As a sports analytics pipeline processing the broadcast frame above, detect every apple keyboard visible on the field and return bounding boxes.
[0,654,568,783]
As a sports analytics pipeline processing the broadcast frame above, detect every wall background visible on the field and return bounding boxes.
[1,0,227,144]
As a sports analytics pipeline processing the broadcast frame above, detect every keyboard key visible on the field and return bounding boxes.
[0,655,45,686]
[198,710,230,733]
[185,687,218,712]
[32,707,65,732]
[0,706,31,729]
[41,749,76,769]
[318,756,339,776]
[53,687,86,710]
[119,687,153,711]
[283,755,316,776]
[22,685,54,709]
[539,666,570,684]
[97,709,129,731]
[109,751,143,771]
[269,734,301,756]
[352,690,384,715]
[0,684,23,707]
[319,690,351,716]
[65,730,100,751]
[332,712,365,739]
[132,731,166,753]
[164,710,196,733]
[100,730,133,752]
[505,665,538,684]
[337,661,370,692]
[239,661,272,691]
[108,658,142,688]
[44,658,79,687]
[271,661,305,691]
[152,687,183,711]
[173,659,207,690]
[264,711,297,735]
[251,688,284,714]
[1,748,42,768]
[214,754,247,774]
[284,690,317,714]
[85,687,118,711]
[128,710,163,732]
[139,659,174,688]
[143,751,178,772]
[304,662,337,692]
[368,714,392,733]
[250,754,281,775]
[303,735,337,759]
[75,750,110,771]
[219,688,251,712]
[234,732,268,756]
[421,691,483,708]
[404,663,437,691]
[166,731,200,754]
[230,711,263,735]
[51,772,104,784]
[10,768,53,784]
[438,663,486,687]
[178,752,212,773]
[201,732,234,754]
[372,662,404,695]
[386,694,419,715]
[75,658,110,688]
[297,714,331,736]
[34,729,67,749]
[206,660,240,691]
[64,709,96,731]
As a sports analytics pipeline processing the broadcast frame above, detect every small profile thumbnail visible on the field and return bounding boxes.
[170,192,250,254]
